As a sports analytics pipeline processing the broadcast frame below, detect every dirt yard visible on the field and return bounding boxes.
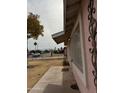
[27,58,63,92]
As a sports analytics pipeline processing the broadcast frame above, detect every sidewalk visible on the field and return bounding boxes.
[28,66,80,93]
[28,56,64,61]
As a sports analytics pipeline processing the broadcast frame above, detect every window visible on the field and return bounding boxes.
[70,24,83,72]
[69,12,87,87]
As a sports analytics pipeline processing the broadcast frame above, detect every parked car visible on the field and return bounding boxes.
[32,53,41,57]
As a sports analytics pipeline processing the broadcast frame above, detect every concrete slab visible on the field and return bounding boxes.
[29,66,80,93]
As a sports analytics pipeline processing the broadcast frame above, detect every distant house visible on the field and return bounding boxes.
[52,0,97,93]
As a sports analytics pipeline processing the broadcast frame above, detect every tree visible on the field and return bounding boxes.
[34,42,37,51]
[27,12,44,67]
[27,12,44,40]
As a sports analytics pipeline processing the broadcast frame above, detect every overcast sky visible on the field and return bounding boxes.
[27,0,64,50]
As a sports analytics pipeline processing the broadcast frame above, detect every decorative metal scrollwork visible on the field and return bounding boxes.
[88,0,97,87]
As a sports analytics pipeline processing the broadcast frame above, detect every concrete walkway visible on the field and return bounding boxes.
[28,56,64,61]
[29,66,80,93]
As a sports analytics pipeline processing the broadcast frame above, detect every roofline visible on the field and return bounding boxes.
[52,31,64,39]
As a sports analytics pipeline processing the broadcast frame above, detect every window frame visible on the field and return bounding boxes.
[69,11,87,87]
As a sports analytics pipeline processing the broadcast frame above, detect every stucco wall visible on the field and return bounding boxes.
[66,0,97,93]
[78,0,97,93]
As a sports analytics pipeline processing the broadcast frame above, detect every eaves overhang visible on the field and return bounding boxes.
[64,0,81,45]
[52,31,65,44]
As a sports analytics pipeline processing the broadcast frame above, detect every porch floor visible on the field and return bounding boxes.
[29,66,80,93]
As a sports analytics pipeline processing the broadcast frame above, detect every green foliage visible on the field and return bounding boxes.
[29,50,42,54]
[27,12,44,40]
[34,42,37,46]
[53,47,64,54]
[43,50,50,53]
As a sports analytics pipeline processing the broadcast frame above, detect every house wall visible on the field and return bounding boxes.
[77,0,97,93]
[66,0,97,93]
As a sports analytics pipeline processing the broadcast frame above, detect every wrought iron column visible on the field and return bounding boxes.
[88,0,97,87]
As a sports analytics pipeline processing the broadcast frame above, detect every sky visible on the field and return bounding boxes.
[27,0,64,50]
